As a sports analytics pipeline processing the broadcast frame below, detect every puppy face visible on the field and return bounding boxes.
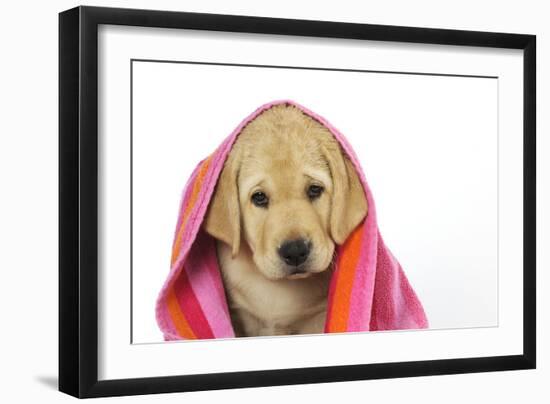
[205,105,368,280]
[237,118,334,280]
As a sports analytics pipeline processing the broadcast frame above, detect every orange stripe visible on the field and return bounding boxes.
[166,285,197,339]
[170,156,213,265]
[327,225,364,332]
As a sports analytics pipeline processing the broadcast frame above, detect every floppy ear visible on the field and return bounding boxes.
[204,157,241,257]
[323,143,368,245]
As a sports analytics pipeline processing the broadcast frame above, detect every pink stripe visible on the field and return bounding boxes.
[185,231,235,338]
[344,177,378,331]
[346,220,377,331]
[202,240,235,337]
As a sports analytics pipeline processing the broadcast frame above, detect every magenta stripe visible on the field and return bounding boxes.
[173,265,215,339]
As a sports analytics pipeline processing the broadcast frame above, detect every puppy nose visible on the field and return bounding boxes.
[278,239,311,267]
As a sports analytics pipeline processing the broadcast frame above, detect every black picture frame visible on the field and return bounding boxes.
[59,5,536,398]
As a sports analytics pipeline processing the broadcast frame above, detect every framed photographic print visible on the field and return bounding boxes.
[59,5,536,398]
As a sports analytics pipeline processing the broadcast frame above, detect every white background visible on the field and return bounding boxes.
[0,0,547,403]
[132,61,499,343]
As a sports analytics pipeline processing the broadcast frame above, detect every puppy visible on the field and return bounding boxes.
[204,105,368,337]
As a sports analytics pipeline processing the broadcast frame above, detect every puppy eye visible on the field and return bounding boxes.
[251,191,269,207]
[307,185,324,200]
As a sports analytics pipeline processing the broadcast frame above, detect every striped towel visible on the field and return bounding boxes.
[155,100,428,340]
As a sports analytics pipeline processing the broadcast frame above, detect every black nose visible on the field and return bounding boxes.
[278,239,311,267]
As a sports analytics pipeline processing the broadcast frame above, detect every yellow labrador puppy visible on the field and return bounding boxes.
[204,104,367,337]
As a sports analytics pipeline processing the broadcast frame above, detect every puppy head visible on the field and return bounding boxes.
[205,105,368,280]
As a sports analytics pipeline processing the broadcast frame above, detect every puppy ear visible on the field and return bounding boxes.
[324,143,368,245]
[204,157,241,257]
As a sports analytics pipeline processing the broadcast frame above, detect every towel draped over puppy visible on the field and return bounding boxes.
[155,100,428,340]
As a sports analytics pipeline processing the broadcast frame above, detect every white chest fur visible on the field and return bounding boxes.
[216,241,332,337]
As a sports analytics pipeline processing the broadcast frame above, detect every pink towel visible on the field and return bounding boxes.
[155,100,428,340]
